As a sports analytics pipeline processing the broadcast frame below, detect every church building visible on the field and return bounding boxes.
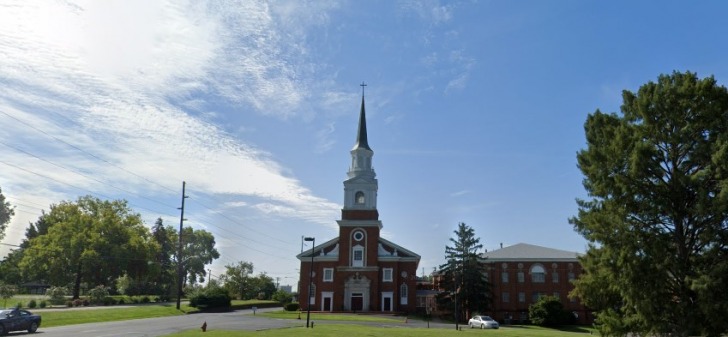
[297,89,421,313]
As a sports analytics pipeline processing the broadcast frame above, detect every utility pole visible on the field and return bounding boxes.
[208,269,212,286]
[176,181,189,310]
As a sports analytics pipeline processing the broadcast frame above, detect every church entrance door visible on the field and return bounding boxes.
[351,293,363,311]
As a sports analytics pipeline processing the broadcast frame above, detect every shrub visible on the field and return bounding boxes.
[189,285,231,310]
[284,302,300,311]
[66,300,73,307]
[272,290,293,305]
[72,298,83,307]
[47,286,69,305]
[103,297,115,306]
[117,297,126,305]
[39,300,47,308]
[529,295,574,326]
[88,285,110,305]
[28,299,37,308]
[15,302,22,309]
[141,296,150,303]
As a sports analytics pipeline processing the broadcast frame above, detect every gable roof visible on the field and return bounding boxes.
[296,236,420,263]
[480,243,581,262]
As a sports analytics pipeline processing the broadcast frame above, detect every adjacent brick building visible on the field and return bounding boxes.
[296,92,421,313]
[481,243,591,324]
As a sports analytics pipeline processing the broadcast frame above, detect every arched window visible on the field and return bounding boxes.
[530,264,545,283]
[355,191,366,204]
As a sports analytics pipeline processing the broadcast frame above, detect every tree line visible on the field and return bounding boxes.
[0,195,219,299]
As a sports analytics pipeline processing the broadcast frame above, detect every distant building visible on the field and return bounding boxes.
[278,285,292,293]
[481,243,591,324]
[296,91,421,313]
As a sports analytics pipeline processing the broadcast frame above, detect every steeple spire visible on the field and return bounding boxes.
[353,82,371,151]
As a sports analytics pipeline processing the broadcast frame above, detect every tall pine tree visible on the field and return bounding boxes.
[436,222,491,323]
[571,71,728,337]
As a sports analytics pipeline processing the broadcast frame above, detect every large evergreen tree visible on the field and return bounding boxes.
[571,71,728,336]
[436,222,490,323]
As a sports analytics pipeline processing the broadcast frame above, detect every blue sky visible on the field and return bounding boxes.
[2,0,727,288]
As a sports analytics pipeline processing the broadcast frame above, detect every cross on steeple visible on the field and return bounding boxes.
[360,81,367,97]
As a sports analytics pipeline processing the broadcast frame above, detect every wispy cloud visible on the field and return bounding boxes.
[0,1,342,256]
[450,190,470,197]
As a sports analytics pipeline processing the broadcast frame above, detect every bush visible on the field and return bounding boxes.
[284,302,300,311]
[103,297,115,306]
[28,299,37,308]
[88,285,110,305]
[272,290,293,305]
[189,286,231,310]
[529,296,574,326]
[39,300,47,308]
[47,286,68,305]
[66,300,73,307]
[141,296,150,303]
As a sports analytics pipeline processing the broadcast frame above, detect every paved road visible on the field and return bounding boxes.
[34,308,298,337]
[31,308,456,337]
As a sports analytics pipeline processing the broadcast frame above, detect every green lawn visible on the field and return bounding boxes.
[38,304,199,327]
[162,324,595,337]
[259,310,403,322]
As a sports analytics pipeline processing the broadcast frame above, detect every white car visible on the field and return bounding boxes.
[468,315,499,329]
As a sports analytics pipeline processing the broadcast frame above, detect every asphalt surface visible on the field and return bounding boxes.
[30,307,457,337]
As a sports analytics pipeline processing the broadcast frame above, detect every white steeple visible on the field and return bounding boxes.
[343,89,378,212]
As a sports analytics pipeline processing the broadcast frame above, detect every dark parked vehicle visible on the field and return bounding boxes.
[0,309,41,335]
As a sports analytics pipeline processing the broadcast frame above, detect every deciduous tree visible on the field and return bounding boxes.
[172,226,220,286]
[19,196,158,298]
[0,186,14,242]
[571,71,728,336]
[221,261,254,300]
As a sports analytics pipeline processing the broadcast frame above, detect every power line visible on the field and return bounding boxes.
[0,109,179,194]
[0,159,177,218]
[0,140,179,210]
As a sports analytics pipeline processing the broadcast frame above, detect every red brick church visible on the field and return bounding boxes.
[297,90,420,313]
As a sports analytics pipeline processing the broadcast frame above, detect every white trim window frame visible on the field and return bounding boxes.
[323,268,334,282]
[383,268,393,282]
[352,245,364,267]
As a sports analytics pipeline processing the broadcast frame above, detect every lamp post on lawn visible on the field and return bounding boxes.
[304,237,315,328]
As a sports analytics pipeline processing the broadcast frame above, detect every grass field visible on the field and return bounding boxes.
[162,324,595,337]
[37,304,198,327]
[259,310,403,322]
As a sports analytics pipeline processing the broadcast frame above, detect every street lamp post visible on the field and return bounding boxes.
[304,237,315,328]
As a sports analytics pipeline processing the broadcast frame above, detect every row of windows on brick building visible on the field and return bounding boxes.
[501,291,578,304]
[493,266,577,283]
